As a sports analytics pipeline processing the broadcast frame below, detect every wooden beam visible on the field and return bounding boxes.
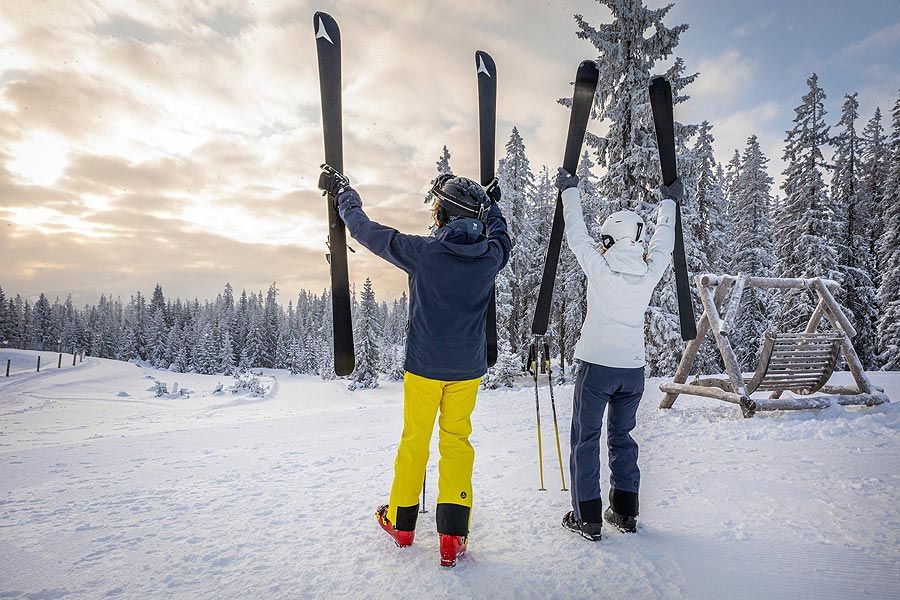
[718,273,747,338]
[811,278,857,338]
[697,280,754,416]
[689,377,734,392]
[659,382,745,405]
[700,274,839,291]
[753,392,888,410]
[819,385,862,395]
[659,279,731,409]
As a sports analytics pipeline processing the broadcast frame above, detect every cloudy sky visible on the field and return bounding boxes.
[2,0,898,305]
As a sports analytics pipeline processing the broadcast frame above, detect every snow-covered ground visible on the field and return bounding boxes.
[0,348,80,377]
[1,350,898,599]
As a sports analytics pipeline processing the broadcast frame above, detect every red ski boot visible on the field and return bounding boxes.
[375,505,414,547]
[439,533,467,567]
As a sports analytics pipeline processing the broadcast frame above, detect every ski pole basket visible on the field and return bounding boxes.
[658,273,889,418]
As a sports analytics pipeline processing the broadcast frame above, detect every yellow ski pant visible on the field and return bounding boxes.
[387,371,480,534]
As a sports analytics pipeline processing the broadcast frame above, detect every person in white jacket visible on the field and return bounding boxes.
[554,167,679,541]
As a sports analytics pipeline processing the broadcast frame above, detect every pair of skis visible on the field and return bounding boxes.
[529,68,697,345]
[528,341,567,491]
[314,13,501,375]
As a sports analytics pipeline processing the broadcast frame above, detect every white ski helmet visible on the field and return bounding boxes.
[600,210,645,249]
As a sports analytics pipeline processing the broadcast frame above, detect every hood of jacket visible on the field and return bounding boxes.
[434,218,487,257]
[603,240,649,276]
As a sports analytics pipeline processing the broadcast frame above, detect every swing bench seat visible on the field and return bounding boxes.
[744,331,842,395]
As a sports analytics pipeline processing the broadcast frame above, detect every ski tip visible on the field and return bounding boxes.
[313,11,339,44]
[649,75,671,93]
[576,59,599,76]
[475,50,495,77]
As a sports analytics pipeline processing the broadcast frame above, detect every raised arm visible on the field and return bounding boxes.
[317,167,422,273]
[337,190,423,274]
[645,198,676,282]
[556,169,609,281]
[484,202,512,271]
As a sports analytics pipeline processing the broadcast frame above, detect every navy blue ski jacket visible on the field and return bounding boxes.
[337,189,511,381]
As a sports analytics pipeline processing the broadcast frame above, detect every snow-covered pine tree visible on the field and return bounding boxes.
[219,328,235,375]
[481,337,520,389]
[491,250,517,380]
[775,73,840,332]
[381,293,408,380]
[723,148,742,243]
[240,309,265,369]
[317,290,335,379]
[169,324,190,372]
[437,145,452,175]
[274,329,289,369]
[572,0,698,376]
[684,121,730,374]
[146,309,168,368]
[0,286,9,345]
[876,92,900,369]
[12,296,27,350]
[723,149,742,205]
[29,293,53,351]
[350,278,380,389]
[691,121,730,273]
[728,134,777,370]
[262,284,279,368]
[424,145,454,222]
[288,336,304,375]
[497,127,539,358]
[832,92,878,368]
[861,107,889,285]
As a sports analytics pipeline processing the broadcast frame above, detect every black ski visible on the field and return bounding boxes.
[648,76,697,341]
[476,50,499,367]
[314,12,355,376]
[531,60,599,336]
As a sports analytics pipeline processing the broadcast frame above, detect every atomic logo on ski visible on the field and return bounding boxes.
[315,16,334,44]
[476,56,491,77]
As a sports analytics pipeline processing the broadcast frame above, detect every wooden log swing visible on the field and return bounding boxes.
[659,273,890,418]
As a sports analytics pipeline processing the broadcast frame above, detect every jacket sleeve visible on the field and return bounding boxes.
[646,198,677,283]
[561,187,610,281]
[337,190,423,274]
[485,203,512,271]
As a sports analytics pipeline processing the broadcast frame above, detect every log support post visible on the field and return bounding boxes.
[659,279,730,409]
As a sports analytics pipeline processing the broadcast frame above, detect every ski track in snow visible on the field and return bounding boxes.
[0,352,898,599]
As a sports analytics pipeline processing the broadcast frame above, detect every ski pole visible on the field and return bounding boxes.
[420,472,428,514]
[544,343,567,491]
[530,342,546,491]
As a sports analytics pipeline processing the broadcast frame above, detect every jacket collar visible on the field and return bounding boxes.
[603,241,649,276]
[434,218,487,257]
[436,218,485,244]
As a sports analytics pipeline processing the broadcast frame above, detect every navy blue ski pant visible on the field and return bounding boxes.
[570,361,644,521]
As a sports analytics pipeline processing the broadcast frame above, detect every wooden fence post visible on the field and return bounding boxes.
[37,356,41,372]
[58,353,63,368]
[72,352,76,366]
[5,359,9,377]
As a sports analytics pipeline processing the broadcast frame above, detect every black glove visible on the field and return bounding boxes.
[318,164,353,199]
[485,177,501,204]
[657,178,684,203]
[555,167,579,192]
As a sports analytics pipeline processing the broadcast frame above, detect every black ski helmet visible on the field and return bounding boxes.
[430,174,490,226]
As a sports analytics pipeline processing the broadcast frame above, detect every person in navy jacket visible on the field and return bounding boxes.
[318,166,511,567]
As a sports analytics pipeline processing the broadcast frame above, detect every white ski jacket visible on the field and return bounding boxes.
[561,187,676,368]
